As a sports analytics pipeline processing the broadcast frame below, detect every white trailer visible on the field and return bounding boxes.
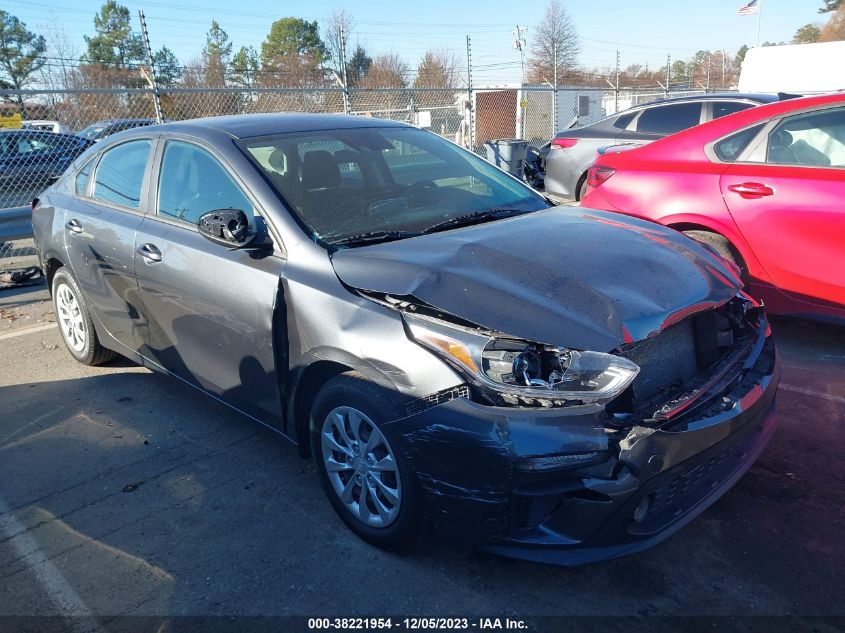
[738,41,845,94]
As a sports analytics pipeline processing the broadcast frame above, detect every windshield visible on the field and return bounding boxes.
[242,126,548,246]
[77,124,106,140]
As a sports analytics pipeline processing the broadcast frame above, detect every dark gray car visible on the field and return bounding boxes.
[76,118,159,142]
[542,93,782,201]
[31,114,778,564]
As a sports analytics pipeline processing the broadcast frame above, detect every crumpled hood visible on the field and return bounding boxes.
[330,208,742,351]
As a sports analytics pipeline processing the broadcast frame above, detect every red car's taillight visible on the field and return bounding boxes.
[587,165,616,189]
[551,138,579,149]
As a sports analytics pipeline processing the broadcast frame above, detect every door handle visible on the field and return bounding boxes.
[136,243,162,263]
[728,182,774,198]
[64,219,83,234]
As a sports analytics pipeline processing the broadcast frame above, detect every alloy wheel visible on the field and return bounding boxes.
[56,283,86,352]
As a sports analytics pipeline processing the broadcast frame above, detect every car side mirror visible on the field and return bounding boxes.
[197,208,258,249]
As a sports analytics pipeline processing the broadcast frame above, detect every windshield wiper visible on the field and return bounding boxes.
[422,208,532,234]
[329,229,423,247]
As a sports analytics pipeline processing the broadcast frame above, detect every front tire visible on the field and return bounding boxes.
[310,371,423,550]
[52,268,117,366]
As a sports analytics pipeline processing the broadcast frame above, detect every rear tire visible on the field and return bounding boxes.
[310,371,423,551]
[682,230,748,285]
[576,174,588,201]
[52,268,117,366]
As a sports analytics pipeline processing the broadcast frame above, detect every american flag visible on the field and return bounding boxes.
[737,0,759,16]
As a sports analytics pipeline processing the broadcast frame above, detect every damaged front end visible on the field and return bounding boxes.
[365,290,779,565]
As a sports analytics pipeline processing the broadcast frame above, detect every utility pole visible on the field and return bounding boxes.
[706,57,711,92]
[466,35,474,150]
[339,25,350,115]
[614,50,620,114]
[513,25,527,86]
[138,10,163,124]
[722,49,727,89]
[552,41,558,134]
[664,54,671,98]
[513,25,527,138]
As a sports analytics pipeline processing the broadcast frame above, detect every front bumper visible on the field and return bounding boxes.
[385,334,779,565]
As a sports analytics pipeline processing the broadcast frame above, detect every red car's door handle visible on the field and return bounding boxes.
[728,182,774,198]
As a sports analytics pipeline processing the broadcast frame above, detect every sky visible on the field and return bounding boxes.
[4,0,825,86]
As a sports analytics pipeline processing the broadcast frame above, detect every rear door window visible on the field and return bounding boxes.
[765,107,845,167]
[712,101,754,120]
[636,103,703,135]
[92,139,151,209]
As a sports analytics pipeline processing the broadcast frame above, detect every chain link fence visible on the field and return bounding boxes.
[0,84,708,216]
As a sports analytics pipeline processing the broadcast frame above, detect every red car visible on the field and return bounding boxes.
[581,93,845,321]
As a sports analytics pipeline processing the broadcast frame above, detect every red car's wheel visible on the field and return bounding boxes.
[683,230,748,286]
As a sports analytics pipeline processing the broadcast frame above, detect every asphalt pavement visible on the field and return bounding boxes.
[1,282,843,629]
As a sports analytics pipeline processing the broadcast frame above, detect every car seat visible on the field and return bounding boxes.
[300,150,346,228]
[768,129,796,164]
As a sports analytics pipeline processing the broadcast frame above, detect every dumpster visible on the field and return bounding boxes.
[483,138,529,178]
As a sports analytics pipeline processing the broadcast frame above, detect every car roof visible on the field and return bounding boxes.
[646,92,782,105]
[0,128,78,139]
[86,118,157,126]
[140,113,413,140]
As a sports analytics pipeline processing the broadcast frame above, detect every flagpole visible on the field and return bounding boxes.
[756,0,763,46]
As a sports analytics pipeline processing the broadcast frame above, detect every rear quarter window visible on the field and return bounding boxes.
[75,159,95,196]
[613,112,636,130]
[713,124,765,162]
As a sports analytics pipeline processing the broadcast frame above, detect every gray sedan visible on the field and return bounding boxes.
[542,93,781,201]
[31,114,778,564]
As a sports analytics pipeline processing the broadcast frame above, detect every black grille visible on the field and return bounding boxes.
[647,437,742,519]
[510,495,535,529]
[620,319,698,402]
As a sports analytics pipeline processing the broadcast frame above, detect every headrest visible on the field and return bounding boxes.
[771,129,793,147]
[268,148,287,172]
[302,150,340,190]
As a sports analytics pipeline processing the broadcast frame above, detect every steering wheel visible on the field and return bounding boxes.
[407,180,437,192]
[405,180,438,207]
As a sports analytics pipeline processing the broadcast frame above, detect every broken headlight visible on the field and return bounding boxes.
[405,314,639,407]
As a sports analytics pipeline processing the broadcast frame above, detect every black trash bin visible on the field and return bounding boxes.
[483,138,529,178]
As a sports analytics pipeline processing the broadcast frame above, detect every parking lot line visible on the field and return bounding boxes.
[0,496,94,619]
[0,323,56,341]
[780,383,845,404]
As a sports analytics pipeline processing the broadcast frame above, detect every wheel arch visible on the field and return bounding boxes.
[661,214,767,282]
[288,358,356,458]
[574,170,589,201]
[43,255,65,297]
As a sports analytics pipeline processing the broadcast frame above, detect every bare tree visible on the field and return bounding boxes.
[360,53,408,88]
[356,53,408,115]
[324,9,353,78]
[527,0,579,84]
[413,49,462,88]
[37,21,79,92]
